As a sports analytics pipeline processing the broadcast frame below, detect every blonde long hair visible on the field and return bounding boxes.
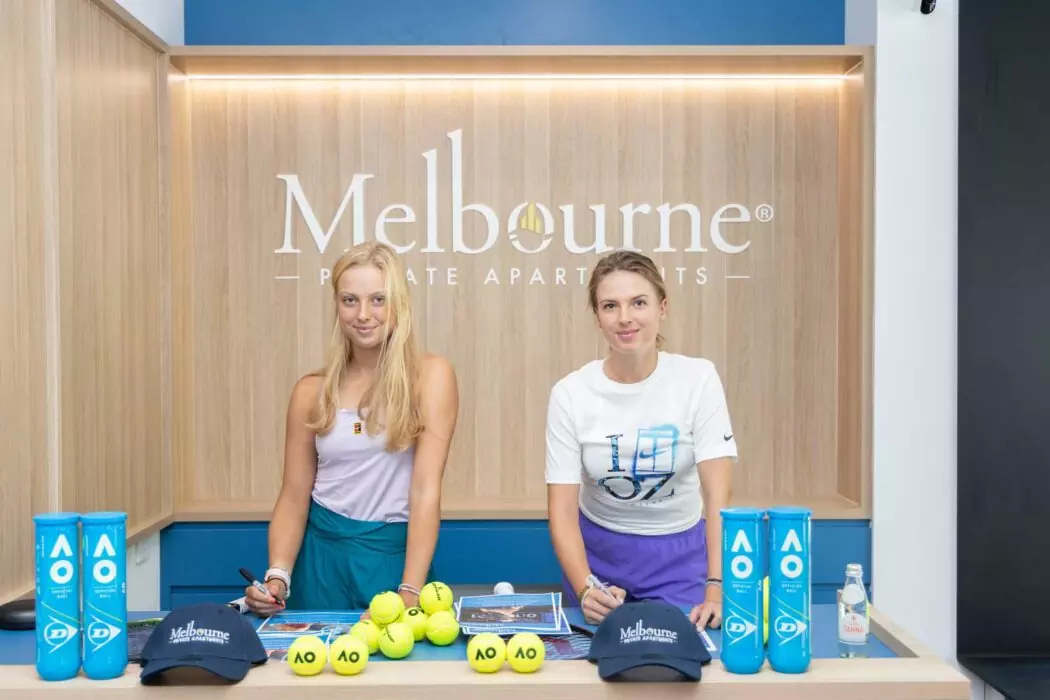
[308,241,422,452]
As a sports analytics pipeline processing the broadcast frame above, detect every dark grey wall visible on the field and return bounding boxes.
[958,0,1050,658]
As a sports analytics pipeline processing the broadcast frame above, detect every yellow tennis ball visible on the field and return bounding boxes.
[425,610,460,646]
[349,620,381,654]
[506,633,545,673]
[370,591,405,625]
[287,635,327,676]
[419,581,454,615]
[399,606,429,641]
[763,575,770,645]
[378,622,415,659]
[467,633,506,673]
[329,634,369,676]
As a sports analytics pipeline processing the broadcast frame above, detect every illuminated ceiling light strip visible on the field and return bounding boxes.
[184,73,846,82]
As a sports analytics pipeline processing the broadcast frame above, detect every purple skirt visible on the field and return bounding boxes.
[561,511,711,609]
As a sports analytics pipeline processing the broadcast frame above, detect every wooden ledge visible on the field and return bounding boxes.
[0,610,972,700]
[167,45,870,78]
[170,495,868,523]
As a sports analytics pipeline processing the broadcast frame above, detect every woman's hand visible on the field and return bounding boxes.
[399,588,420,611]
[689,583,723,629]
[581,585,626,625]
[360,588,420,621]
[244,579,286,617]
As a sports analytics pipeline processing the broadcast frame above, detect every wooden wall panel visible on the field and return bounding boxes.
[52,0,170,534]
[170,67,195,519]
[0,0,54,602]
[837,63,874,514]
[174,75,871,518]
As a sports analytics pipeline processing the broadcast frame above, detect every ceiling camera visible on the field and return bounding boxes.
[920,0,936,14]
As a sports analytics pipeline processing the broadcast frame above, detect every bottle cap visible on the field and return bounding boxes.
[767,506,813,520]
[81,512,127,524]
[720,507,765,520]
[32,512,80,526]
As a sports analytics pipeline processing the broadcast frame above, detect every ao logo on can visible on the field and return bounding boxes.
[48,535,74,585]
[779,529,804,579]
[91,534,118,584]
[730,529,754,578]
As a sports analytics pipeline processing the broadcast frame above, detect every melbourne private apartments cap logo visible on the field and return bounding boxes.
[139,603,268,684]
[588,600,710,682]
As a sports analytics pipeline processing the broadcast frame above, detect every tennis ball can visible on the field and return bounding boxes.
[720,507,766,674]
[767,506,813,674]
[33,512,82,681]
[81,512,128,680]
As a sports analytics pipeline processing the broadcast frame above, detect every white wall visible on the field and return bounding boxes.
[871,0,988,698]
[113,0,184,45]
[845,0,877,44]
[126,533,161,611]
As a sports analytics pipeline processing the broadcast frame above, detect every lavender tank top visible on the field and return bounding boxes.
[311,409,415,523]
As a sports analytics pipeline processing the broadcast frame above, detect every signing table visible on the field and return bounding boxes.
[0,604,970,699]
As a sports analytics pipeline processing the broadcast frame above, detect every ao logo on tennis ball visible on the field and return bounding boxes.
[475,647,499,661]
[729,530,754,578]
[778,529,805,579]
[90,535,118,584]
[337,649,361,665]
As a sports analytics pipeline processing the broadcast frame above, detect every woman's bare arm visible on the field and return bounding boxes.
[401,356,459,604]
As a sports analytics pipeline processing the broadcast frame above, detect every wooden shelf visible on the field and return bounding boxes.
[168,45,868,78]
[172,495,867,523]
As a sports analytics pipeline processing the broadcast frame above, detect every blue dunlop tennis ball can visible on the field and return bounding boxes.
[767,506,813,674]
[719,507,766,674]
[81,512,129,680]
[34,512,83,681]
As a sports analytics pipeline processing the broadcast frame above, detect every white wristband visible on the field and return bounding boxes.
[265,567,291,597]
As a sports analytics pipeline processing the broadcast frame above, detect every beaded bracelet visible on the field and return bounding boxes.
[397,583,421,596]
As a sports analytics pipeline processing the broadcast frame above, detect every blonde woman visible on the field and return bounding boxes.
[244,242,459,614]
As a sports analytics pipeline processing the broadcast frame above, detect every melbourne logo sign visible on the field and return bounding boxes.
[274,128,773,286]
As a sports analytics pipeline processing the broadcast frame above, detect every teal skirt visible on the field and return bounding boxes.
[285,500,417,611]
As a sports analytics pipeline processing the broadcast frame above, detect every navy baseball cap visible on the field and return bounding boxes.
[588,600,710,682]
[140,603,268,684]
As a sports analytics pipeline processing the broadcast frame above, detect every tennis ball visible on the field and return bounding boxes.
[467,633,506,673]
[287,635,327,676]
[350,619,381,654]
[425,610,460,646]
[329,634,369,676]
[763,576,770,645]
[506,633,545,673]
[419,581,454,615]
[379,622,415,659]
[370,591,405,625]
[400,606,429,641]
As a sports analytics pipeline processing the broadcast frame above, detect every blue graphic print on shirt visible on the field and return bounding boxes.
[598,425,680,503]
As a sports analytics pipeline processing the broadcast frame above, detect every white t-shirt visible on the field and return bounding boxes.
[545,352,738,536]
